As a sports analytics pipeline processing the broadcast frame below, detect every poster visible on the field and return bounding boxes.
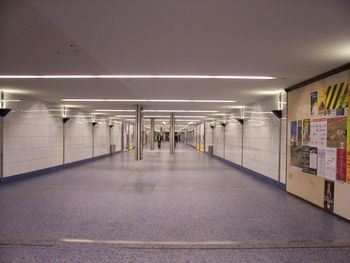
[297,120,302,146]
[318,87,327,116]
[327,116,347,148]
[309,147,317,175]
[317,149,326,177]
[302,146,310,173]
[311,91,318,117]
[310,120,318,147]
[347,90,350,184]
[291,146,303,168]
[319,118,328,148]
[325,82,348,116]
[347,152,350,184]
[325,148,337,181]
[302,119,310,146]
[290,121,297,146]
[324,180,334,212]
[336,144,346,182]
[309,118,327,148]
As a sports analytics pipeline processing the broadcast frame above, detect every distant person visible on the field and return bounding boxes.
[157,133,162,149]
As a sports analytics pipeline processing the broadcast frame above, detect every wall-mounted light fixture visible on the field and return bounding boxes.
[235,118,245,125]
[0,92,12,117]
[271,110,282,119]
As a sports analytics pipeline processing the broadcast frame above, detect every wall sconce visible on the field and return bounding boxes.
[271,110,282,119]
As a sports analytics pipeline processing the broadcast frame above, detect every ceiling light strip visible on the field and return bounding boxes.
[0,75,275,80]
[62,99,235,103]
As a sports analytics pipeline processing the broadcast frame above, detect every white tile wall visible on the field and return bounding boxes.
[243,94,285,182]
[186,129,196,147]
[1,95,124,179]
[205,123,213,152]
[65,112,93,163]
[93,122,110,156]
[111,122,122,152]
[213,121,224,158]
[203,92,287,184]
[225,119,242,165]
[3,98,63,177]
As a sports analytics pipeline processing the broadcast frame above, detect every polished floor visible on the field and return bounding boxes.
[0,143,349,262]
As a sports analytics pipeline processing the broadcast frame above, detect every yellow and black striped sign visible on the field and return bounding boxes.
[326,82,348,110]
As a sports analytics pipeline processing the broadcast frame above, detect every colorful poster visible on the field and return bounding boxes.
[297,120,302,146]
[325,148,337,181]
[325,82,348,116]
[324,180,334,212]
[318,87,327,116]
[291,121,297,146]
[302,146,310,173]
[317,149,326,177]
[309,147,317,175]
[336,144,346,182]
[311,91,318,117]
[302,119,310,146]
[347,152,350,184]
[347,91,350,184]
[327,116,347,148]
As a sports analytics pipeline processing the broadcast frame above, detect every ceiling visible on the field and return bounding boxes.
[0,0,349,119]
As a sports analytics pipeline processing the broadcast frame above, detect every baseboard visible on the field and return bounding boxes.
[210,153,286,191]
[1,150,122,184]
[287,191,349,222]
[186,144,197,149]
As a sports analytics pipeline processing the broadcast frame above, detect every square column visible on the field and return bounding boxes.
[170,113,175,155]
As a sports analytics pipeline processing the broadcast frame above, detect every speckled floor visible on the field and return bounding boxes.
[0,143,349,262]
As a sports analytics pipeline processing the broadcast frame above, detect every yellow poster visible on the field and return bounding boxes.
[326,82,348,116]
[347,88,350,184]
[318,87,327,116]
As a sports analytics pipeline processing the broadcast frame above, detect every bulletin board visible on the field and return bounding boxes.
[287,69,350,220]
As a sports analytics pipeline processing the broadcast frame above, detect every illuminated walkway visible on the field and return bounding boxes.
[0,143,349,262]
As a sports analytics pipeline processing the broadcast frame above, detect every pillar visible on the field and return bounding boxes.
[135,105,143,160]
[150,118,155,150]
[170,113,175,155]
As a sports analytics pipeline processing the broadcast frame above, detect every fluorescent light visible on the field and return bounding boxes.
[143,115,170,118]
[62,99,236,103]
[143,115,207,118]
[95,109,135,112]
[175,115,207,118]
[176,119,201,122]
[0,75,275,80]
[212,113,230,116]
[114,115,135,118]
[143,110,218,113]
[245,111,274,114]
[1,99,21,102]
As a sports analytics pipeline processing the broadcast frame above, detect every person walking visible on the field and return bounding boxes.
[157,133,162,149]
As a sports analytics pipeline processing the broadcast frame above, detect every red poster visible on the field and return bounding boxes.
[337,147,346,182]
